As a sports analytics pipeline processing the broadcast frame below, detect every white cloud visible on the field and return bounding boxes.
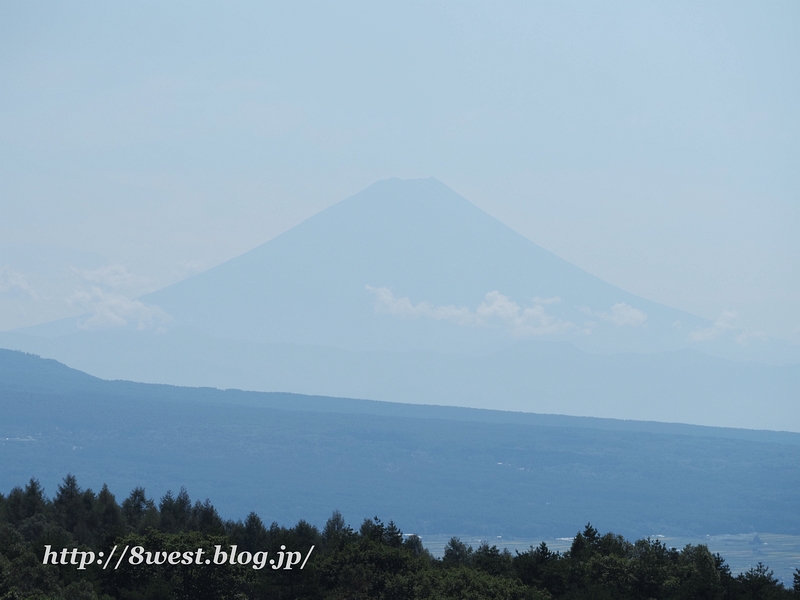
[65,264,169,331]
[599,302,648,327]
[688,309,766,344]
[581,302,648,327]
[366,286,580,337]
[0,266,37,299]
[689,309,739,341]
[68,286,171,331]
[365,285,479,325]
[477,291,576,336]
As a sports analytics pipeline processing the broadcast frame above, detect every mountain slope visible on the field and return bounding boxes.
[22,178,709,354]
[2,330,799,431]
[146,177,709,353]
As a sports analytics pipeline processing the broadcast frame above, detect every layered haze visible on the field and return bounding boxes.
[4,178,798,431]
[1,2,798,433]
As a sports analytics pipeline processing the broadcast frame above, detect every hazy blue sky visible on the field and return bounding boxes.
[1,1,798,341]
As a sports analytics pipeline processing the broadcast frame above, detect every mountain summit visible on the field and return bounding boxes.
[141,177,704,354]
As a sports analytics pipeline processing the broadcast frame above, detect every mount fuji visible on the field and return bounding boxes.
[23,178,708,351]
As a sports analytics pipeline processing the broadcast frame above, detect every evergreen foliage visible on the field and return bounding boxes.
[0,475,795,599]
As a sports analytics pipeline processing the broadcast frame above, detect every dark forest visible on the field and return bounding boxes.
[2,475,797,600]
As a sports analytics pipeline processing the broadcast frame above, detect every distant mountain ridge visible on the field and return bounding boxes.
[2,348,798,444]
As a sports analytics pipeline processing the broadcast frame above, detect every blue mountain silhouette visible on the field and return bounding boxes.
[139,177,706,353]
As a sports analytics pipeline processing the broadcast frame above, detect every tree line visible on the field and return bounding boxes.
[1,475,797,599]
